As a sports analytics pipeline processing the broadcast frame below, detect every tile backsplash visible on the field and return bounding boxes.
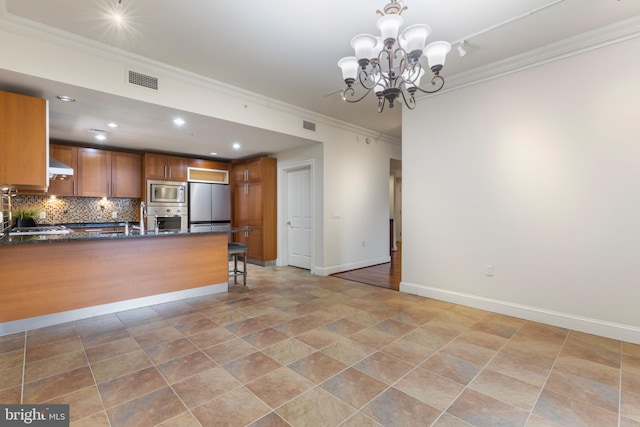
[12,195,140,224]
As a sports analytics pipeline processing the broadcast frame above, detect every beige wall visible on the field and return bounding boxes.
[402,35,640,343]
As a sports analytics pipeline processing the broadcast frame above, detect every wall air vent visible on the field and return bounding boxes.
[303,120,316,131]
[128,70,159,90]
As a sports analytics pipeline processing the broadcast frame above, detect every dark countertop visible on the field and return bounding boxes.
[0,225,245,246]
[62,222,129,229]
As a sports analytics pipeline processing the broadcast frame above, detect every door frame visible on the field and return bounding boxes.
[277,160,315,271]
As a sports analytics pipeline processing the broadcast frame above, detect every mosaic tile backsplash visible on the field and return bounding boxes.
[11,195,140,225]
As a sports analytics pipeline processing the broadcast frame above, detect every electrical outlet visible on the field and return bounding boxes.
[485,265,494,277]
[112,211,118,219]
[39,211,46,219]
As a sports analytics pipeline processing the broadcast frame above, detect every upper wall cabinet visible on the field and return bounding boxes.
[0,91,48,189]
[48,144,78,196]
[47,145,141,198]
[188,158,229,171]
[111,151,142,198]
[77,148,142,198]
[143,153,188,182]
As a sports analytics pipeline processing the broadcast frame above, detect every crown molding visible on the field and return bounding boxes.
[418,15,640,101]
[0,1,400,145]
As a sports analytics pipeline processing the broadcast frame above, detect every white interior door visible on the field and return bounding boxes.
[287,168,312,269]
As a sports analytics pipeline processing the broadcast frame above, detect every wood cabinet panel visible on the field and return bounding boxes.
[0,91,47,188]
[48,144,78,196]
[78,147,111,197]
[231,157,276,264]
[144,153,187,181]
[232,158,263,183]
[144,153,168,180]
[55,145,142,198]
[233,181,263,224]
[112,151,142,198]
[0,233,228,322]
[246,226,264,260]
[188,158,229,171]
[167,156,188,181]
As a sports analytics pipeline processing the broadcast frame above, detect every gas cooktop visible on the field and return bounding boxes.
[9,225,72,236]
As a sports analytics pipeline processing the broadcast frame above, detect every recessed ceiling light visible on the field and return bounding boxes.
[232,143,241,150]
[56,95,76,102]
[209,152,218,156]
[105,122,119,128]
[95,134,107,141]
[173,118,185,126]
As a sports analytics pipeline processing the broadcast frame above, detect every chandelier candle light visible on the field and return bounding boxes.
[338,0,451,112]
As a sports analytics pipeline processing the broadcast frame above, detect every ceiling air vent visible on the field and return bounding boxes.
[128,70,158,90]
[303,120,316,131]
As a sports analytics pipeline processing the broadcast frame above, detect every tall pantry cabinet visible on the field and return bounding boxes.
[231,156,277,265]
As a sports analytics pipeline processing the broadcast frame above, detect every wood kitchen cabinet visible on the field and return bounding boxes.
[144,153,188,181]
[47,144,78,196]
[112,151,142,198]
[77,148,142,198]
[188,158,229,171]
[231,156,276,265]
[232,158,263,183]
[0,91,48,189]
[77,148,110,197]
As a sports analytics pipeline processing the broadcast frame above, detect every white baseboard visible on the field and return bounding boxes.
[400,281,640,345]
[0,282,228,336]
[316,256,392,276]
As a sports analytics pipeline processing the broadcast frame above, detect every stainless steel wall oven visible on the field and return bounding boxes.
[146,180,188,232]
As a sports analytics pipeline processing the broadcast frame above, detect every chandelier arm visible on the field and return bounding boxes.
[377,95,386,113]
[357,69,377,90]
[414,75,446,94]
[342,86,375,104]
[399,87,416,110]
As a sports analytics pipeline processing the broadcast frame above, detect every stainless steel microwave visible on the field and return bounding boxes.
[146,180,187,206]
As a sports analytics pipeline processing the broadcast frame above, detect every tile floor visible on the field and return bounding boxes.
[1,264,640,427]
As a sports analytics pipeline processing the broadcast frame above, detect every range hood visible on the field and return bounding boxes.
[49,157,74,180]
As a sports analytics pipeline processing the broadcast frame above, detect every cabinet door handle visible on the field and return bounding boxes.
[168,167,172,179]
[244,169,248,182]
[72,181,76,196]
[244,183,248,196]
[164,165,168,179]
[107,183,111,196]
[112,183,116,196]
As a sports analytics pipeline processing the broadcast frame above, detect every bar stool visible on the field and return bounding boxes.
[228,242,248,286]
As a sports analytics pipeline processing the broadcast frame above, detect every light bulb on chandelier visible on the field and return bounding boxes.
[337,0,451,112]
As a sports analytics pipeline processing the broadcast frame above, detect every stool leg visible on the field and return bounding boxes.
[233,253,238,284]
[242,251,247,286]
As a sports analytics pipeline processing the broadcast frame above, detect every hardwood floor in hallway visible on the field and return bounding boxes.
[332,243,401,291]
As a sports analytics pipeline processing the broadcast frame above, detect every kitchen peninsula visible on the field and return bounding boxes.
[0,230,229,333]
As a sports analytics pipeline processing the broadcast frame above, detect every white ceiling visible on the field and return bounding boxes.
[1,0,639,159]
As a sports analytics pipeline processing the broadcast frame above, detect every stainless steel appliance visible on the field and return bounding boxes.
[9,225,72,236]
[188,182,231,233]
[146,205,188,232]
[146,180,188,232]
[147,180,187,206]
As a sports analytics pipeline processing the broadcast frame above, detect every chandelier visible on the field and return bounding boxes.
[337,0,451,112]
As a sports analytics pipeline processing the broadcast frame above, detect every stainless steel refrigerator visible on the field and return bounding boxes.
[188,182,231,232]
